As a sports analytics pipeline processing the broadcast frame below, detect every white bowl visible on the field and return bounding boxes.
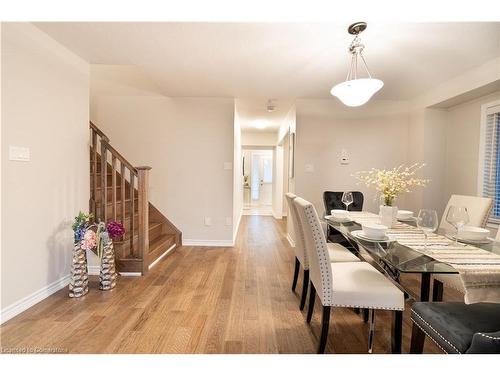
[459,226,490,241]
[361,223,388,239]
[331,209,350,219]
[397,210,414,220]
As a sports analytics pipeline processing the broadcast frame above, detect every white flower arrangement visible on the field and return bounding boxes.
[354,163,429,206]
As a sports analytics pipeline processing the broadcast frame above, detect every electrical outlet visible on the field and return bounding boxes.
[340,149,349,165]
[204,217,212,226]
[305,164,314,173]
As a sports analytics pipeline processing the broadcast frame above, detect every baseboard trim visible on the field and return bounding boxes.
[182,239,234,247]
[1,274,70,325]
[286,233,295,247]
[119,272,142,277]
[149,244,176,270]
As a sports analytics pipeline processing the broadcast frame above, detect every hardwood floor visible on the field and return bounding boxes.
[0,215,460,354]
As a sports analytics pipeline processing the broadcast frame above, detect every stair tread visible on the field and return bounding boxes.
[113,221,163,242]
[149,233,176,250]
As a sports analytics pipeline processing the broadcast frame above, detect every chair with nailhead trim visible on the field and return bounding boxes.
[294,197,404,354]
[285,193,360,311]
[410,301,500,354]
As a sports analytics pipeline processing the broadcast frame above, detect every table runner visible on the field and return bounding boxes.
[347,211,500,304]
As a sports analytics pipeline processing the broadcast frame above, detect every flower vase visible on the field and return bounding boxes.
[99,241,117,291]
[379,205,398,228]
[69,242,89,298]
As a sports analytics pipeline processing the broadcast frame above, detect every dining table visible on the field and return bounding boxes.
[325,211,500,353]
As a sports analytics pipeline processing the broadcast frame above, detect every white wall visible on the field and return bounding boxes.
[272,144,284,218]
[407,108,448,216]
[91,94,235,244]
[1,23,89,320]
[241,131,277,147]
[294,99,412,216]
[445,91,500,199]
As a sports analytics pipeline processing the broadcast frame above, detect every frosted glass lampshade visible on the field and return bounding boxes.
[330,78,384,107]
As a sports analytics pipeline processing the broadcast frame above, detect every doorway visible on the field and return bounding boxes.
[243,149,273,215]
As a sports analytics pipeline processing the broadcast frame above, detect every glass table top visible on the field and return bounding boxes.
[325,218,500,275]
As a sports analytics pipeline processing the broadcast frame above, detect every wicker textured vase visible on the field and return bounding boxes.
[99,241,117,290]
[69,243,89,298]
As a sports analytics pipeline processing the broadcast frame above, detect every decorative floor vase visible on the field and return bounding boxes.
[99,241,117,291]
[379,205,398,228]
[69,243,89,298]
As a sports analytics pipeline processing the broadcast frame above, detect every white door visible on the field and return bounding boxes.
[250,151,273,207]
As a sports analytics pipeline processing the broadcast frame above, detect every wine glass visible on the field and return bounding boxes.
[342,191,354,211]
[417,209,439,250]
[446,206,469,246]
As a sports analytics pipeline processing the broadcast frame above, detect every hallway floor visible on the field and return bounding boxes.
[0,216,456,353]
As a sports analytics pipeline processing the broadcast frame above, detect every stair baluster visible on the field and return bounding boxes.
[89,121,181,275]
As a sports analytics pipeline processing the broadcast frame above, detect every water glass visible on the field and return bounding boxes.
[342,191,354,211]
[417,209,439,249]
[446,206,469,245]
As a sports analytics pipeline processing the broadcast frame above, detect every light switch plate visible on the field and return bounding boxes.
[224,162,233,170]
[204,217,212,226]
[225,217,232,226]
[9,146,30,162]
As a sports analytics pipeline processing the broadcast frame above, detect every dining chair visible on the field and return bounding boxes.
[410,301,500,353]
[323,191,364,244]
[285,193,360,311]
[293,197,404,354]
[432,195,493,301]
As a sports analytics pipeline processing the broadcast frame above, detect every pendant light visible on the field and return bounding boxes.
[331,22,383,107]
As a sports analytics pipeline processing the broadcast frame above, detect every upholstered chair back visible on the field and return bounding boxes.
[294,197,333,305]
[439,195,493,232]
[323,191,364,216]
[285,193,308,268]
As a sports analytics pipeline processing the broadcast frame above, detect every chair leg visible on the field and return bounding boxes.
[363,308,369,323]
[292,257,300,291]
[367,309,375,353]
[432,279,444,302]
[391,310,403,354]
[306,281,316,323]
[318,306,331,354]
[410,322,425,354]
[300,269,309,311]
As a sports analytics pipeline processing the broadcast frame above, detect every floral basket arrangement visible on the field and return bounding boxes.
[354,163,429,227]
[70,212,125,297]
[69,212,93,298]
[96,221,125,291]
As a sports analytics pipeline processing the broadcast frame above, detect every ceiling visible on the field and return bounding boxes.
[237,99,294,133]
[35,22,500,100]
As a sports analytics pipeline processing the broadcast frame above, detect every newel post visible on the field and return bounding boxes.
[137,166,151,275]
[100,136,110,222]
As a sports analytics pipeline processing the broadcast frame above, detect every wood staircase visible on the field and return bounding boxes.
[89,121,181,275]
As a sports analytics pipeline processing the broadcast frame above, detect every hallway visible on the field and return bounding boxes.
[0,216,448,353]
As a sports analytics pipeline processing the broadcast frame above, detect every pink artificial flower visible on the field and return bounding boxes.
[81,229,97,250]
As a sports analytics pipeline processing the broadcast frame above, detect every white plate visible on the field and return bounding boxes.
[445,234,492,245]
[398,216,417,222]
[325,215,352,223]
[351,230,394,243]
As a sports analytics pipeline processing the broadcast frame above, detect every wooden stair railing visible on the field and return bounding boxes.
[89,121,181,275]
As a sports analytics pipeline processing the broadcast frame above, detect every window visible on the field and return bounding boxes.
[480,101,500,223]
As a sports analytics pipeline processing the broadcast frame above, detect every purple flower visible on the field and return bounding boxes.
[107,221,125,240]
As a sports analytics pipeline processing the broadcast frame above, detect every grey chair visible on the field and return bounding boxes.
[410,302,500,354]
